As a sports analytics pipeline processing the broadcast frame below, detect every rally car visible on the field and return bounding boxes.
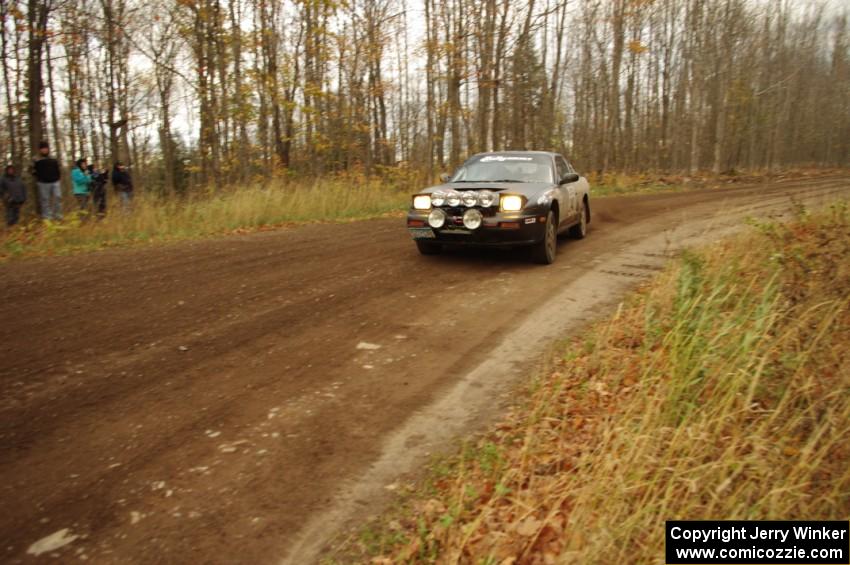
[407,151,591,264]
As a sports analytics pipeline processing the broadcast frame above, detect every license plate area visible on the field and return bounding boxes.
[409,227,435,239]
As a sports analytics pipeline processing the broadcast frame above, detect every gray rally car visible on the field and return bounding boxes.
[407,151,591,264]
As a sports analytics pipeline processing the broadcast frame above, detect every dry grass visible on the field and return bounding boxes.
[2,167,843,261]
[589,167,844,197]
[0,176,410,260]
[342,201,850,564]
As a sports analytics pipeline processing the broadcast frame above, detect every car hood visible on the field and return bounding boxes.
[420,181,555,196]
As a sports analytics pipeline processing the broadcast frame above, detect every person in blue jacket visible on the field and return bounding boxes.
[71,158,92,211]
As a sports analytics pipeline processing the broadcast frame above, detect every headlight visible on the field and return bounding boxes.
[461,191,478,207]
[537,190,555,206]
[500,195,523,211]
[445,190,461,207]
[462,209,483,230]
[413,194,431,210]
[478,190,497,207]
[427,208,446,229]
[431,190,446,207]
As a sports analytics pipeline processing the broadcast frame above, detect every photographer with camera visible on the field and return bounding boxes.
[89,162,108,218]
[112,161,133,211]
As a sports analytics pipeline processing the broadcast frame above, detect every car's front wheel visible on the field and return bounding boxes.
[415,239,442,255]
[531,210,557,264]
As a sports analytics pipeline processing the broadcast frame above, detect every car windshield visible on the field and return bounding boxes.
[450,154,554,183]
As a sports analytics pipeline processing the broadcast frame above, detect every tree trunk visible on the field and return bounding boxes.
[26,0,49,156]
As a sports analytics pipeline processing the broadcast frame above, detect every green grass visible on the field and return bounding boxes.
[334,200,850,564]
[0,177,411,260]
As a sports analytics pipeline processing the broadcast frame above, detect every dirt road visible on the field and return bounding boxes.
[1,175,847,563]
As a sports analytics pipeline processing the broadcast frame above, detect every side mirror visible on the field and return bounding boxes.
[439,173,451,183]
[559,173,580,185]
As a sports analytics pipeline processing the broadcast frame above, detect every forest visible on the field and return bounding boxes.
[2,0,849,196]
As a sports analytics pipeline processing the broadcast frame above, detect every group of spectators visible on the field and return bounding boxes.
[0,140,134,226]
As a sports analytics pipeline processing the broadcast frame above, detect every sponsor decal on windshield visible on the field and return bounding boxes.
[480,156,533,162]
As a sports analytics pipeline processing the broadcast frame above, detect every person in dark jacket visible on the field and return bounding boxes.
[89,162,108,218]
[32,140,62,221]
[112,161,133,211]
[0,165,27,226]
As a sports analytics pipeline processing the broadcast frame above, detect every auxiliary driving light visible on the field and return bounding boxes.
[461,191,478,207]
[428,208,447,229]
[500,194,523,212]
[463,209,484,230]
[413,194,432,210]
[431,190,446,206]
[478,190,497,207]
[445,189,462,207]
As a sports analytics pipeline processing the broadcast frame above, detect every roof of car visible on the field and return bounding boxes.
[468,150,559,159]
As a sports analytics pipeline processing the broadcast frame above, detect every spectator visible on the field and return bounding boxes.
[71,158,92,211]
[33,140,62,221]
[89,162,108,218]
[0,164,27,227]
[112,161,133,211]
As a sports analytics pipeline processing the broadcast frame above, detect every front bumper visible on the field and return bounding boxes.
[406,206,548,247]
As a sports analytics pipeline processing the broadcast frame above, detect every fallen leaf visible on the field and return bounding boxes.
[516,516,542,537]
[27,529,79,556]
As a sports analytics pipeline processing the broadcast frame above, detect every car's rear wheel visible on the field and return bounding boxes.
[415,239,442,255]
[569,200,588,239]
[531,210,557,264]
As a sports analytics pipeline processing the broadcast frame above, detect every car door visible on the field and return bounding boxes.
[556,155,578,220]
[564,158,590,204]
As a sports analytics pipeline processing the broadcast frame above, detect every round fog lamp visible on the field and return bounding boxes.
[477,190,497,207]
[462,209,484,230]
[446,189,461,207]
[428,208,447,229]
[461,191,478,207]
[431,190,446,207]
